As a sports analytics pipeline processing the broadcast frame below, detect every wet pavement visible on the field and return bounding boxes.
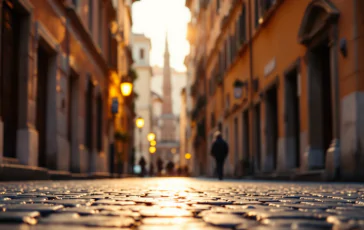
[0,178,363,229]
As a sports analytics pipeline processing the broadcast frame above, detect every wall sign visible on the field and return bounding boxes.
[111,97,119,114]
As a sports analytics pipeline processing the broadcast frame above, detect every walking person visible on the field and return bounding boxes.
[211,131,229,180]
[157,157,164,176]
[139,156,147,177]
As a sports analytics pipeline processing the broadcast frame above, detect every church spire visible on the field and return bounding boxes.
[164,31,169,58]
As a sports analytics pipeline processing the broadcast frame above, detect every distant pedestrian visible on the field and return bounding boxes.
[183,166,189,177]
[177,166,182,176]
[211,131,229,180]
[166,161,175,176]
[149,163,154,177]
[157,157,164,176]
[139,156,146,177]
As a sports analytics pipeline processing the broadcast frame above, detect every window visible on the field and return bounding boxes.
[239,5,247,43]
[216,0,220,13]
[140,48,144,60]
[210,113,215,127]
[88,0,93,32]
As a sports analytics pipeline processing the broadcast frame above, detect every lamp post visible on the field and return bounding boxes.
[120,76,133,97]
[135,116,144,172]
[147,132,156,142]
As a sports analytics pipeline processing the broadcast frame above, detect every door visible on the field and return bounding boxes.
[37,44,50,168]
[2,1,20,158]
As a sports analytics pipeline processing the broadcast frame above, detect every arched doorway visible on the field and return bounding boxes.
[298,0,340,176]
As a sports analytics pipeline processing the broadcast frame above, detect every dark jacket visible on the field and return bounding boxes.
[211,137,229,160]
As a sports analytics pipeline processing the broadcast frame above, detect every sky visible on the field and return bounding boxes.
[132,0,190,72]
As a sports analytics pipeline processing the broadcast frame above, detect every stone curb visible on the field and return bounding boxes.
[0,164,120,181]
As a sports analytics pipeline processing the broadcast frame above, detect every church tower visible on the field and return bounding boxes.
[161,33,175,141]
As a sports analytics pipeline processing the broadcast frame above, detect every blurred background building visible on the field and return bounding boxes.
[150,35,186,169]
[0,0,137,179]
[185,0,364,181]
[131,33,153,167]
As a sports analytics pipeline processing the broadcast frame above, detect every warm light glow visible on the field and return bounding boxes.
[259,17,264,24]
[132,0,190,71]
[149,146,156,154]
[110,20,118,35]
[147,132,156,142]
[150,140,157,146]
[185,153,191,160]
[120,82,133,97]
[171,148,176,154]
[136,117,144,129]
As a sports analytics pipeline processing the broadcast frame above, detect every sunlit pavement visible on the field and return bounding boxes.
[0,178,364,229]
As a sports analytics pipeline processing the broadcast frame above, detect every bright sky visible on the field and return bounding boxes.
[132,0,190,72]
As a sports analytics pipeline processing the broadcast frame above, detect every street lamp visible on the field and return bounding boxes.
[147,132,156,142]
[149,146,156,154]
[185,153,192,160]
[120,75,133,97]
[135,116,144,171]
[120,82,133,97]
[150,140,156,146]
[136,117,144,129]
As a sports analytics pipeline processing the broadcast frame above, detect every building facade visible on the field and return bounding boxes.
[0,0,135,178]
[152,36,180,167]
[108,0,136,175]
[132,33,153,166]
[186,0,364,180]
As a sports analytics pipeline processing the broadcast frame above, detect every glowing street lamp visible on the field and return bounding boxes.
[185,153,192,160]
[120,81,133,97]
[135,117,144,129]
[120,74,133,97]
[147,132,156,142]
[149,146,156,154]
[150,140,157,146]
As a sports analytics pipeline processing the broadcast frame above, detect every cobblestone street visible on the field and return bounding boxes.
[0,178,363,229]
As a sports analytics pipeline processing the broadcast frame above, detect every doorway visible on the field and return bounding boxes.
[1,1,22,159]
[253,104,261,171]
[285,68,301,168]
[266,84,278,171]
[85,79,94,172]
[313,40,333,165]
[68,70,78,172]
[37,43,51,168]
[233,117,239,176]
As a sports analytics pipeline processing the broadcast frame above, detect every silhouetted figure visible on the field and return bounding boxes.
[183,165,189,176]
[139,156,146,177]
[177,166,182,176]
[211,131,229,180]
[157,157,164,176]
[166,161,175,176]
[149,163,154,177]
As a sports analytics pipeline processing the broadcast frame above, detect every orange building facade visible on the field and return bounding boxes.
[186,0,364,180]
[0,0,136,179]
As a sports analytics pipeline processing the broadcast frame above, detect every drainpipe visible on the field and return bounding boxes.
[248,0,254,174]
[353,0,361,175]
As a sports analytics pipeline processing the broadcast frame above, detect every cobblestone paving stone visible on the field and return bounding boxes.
[0,178,364,229]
